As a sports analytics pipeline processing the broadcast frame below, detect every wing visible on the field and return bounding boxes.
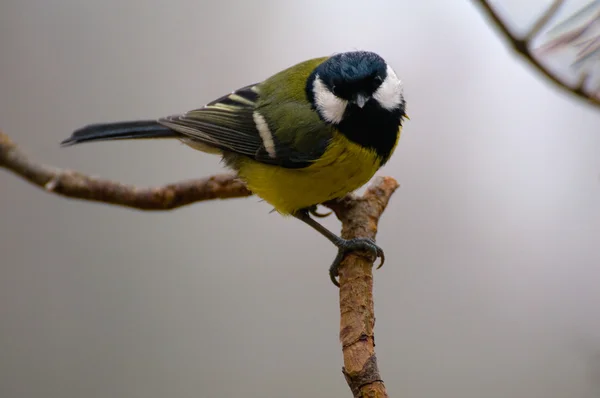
[159,58,333,169]
[159,84,264,157]
[158,83,333,169]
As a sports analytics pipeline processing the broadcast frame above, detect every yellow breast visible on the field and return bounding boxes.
[236,133,384,215]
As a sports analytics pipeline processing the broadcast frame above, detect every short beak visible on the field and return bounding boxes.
[355,94,369,108]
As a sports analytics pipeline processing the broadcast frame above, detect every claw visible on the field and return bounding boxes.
[293,209,383,287]
[328,238,385,287]
[308,205,332,218]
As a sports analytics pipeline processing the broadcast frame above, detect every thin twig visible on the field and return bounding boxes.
[472,0,600,109]
[0,131,252,210]
[1,130,398,396]
[525,0,565,41]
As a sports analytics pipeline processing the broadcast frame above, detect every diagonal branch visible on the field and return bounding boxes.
[1,130,398,397]
[472,0,600,109]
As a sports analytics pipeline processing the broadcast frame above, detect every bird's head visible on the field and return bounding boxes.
[307,51,404,125]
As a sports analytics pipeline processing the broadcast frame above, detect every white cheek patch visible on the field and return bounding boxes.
[313,75,348,124]
[373,65,404,111]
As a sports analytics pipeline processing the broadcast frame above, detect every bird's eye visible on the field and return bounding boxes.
[371,77,383,91]
[331,85,337,95]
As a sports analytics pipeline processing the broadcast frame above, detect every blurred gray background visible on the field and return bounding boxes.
[2,0,600,397]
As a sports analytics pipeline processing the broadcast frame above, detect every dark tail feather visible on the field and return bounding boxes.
[61,120,177,147]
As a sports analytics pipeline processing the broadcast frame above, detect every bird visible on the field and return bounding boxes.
[61,50,407,286]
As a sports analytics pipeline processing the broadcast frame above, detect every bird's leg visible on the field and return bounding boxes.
[294,208,384,287]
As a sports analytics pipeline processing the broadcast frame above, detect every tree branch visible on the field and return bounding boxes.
[472,0,600,110]
[0,131,252,210]
[1,130,398,396]
[327,177,398,398]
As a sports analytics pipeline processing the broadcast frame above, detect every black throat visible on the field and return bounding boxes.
[305,59,405,165]
[336,101,405,165]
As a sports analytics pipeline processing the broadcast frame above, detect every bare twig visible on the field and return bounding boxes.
[540,1,600,73]
[0,131,252,210]
[1,130,398,396]
[472,0,600,109]
[525,0,565,40]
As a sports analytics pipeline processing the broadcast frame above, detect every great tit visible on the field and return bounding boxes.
[62,50,407,286]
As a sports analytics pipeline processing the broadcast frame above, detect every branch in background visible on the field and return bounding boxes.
[472,0,600,110]
[538,1,600,72]
[0,130,397,397]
